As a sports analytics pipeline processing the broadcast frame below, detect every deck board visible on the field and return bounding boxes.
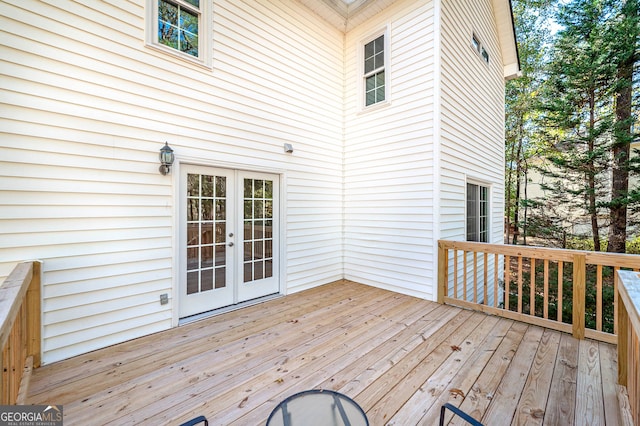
[26,280,618,425]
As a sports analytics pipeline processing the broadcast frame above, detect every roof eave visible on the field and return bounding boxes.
[493,0,521,80]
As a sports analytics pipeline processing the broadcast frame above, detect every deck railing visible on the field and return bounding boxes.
[437,241,640,344]
[617,270,640,425]
[0,261,41,405]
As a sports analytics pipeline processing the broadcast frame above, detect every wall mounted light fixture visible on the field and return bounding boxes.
[159,142,175,175]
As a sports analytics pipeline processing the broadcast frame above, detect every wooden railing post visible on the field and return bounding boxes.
[26,261,41,368]
[572,254,586,340]
[618,297,629,386]
[437,242,448,304]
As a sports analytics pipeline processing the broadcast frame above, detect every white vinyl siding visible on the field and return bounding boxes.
[0,0,344,363]
[344,0,437,299]
[438,0,505,244]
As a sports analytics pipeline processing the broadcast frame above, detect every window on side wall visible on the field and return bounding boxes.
[467,183,489,242]
[149,0,210,65]
[363,34,386,107]
[471,32,489,64]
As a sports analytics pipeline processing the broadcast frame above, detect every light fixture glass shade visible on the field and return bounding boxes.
[159,142,175,175]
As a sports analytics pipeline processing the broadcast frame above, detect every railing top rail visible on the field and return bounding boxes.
[0,262,34,348]
[618,270,640,335]
[438,240,640,267]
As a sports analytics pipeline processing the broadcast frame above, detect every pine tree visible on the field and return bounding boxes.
[537,0,617,251]
[505,0,553,244]
[605,0,640,253]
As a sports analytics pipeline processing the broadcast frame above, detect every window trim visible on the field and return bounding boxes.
[466,181,490,243]
[360,27,390,110]
[146,0,212,67]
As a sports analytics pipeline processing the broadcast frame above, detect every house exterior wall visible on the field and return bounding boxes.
[0,0,345,364]
[439,0,506,244]
[343,0,437,299]
[1,0,509,364]
[439,0,506,304]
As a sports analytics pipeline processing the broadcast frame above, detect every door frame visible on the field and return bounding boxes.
[171,159,287,326]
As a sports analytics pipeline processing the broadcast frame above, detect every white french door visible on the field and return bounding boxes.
[179,165,280,318]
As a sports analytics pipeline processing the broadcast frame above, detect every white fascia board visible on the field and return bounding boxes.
[492,0,521,80]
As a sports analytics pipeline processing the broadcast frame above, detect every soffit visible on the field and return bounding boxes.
[297,0,397,32]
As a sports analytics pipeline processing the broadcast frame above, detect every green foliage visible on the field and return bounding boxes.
[504,259,616,333]
[627,236,640,254]
[509,0,640,249]
[564,236,640,253]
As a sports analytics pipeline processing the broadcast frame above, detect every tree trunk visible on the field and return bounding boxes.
[607,0,637,253]
[505,137,518,244]
[523,165,528,245]
[588,90,601,252]
[512,124,524,245]
[608,61,632,253]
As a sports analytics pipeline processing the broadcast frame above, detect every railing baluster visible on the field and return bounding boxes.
[463,251,468,302]
[505,255,511,311]
[614,266,619,336]
[518,256,523,313]
[483,252,488,305]
[453,249,458,299]
[558,261,563,323]
[596,264,603,332]
[543,259,549,319]
[530,258,536,316]
[473,251,478,304]
[493,253,499,308]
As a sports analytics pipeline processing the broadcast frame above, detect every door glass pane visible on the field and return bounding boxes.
[215,244,225,266]
[215,222,225,243]
[201,222,213,244]
[216,200,226,220]
[186,173,227,293]
[254,220,264,240]
[243,262,252,283]
[201,269,213,291]
[187,199,199,221]
[201,246,213,268]
[202,199,213,220]
[254,262,264,280]
[215,268,225,288]
[202,175,214,197]
[216,176,226,197]
[243,178,274,283]
[187,271,198,294]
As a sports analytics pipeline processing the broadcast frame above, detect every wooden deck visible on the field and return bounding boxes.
[26,280,622,425]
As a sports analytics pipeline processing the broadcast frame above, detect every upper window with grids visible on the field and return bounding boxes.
[363,34,386,107]
[149,0,210,65]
